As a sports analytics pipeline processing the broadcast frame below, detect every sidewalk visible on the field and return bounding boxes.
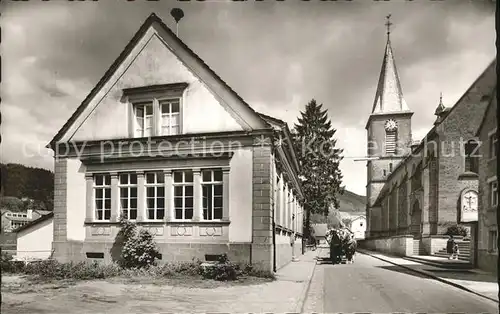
[359,249,498,303]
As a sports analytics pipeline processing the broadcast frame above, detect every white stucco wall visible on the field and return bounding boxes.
[16,218,54,260]
[69,30,243,142]
[228,147,253,243]
[66,158,87,241]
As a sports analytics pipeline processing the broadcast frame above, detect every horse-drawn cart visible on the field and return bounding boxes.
[326,228,356,265]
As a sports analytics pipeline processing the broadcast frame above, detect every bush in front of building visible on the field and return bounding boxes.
[1,251,25,273]
[444,224,468,237]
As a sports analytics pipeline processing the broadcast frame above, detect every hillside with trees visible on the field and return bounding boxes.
[0,163,54,211]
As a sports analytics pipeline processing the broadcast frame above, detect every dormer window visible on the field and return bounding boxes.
[123,83,188,138]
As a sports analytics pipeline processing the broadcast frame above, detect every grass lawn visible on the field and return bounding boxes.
[1,273,277,314]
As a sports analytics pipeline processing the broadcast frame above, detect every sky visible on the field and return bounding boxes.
[1,0,496,196]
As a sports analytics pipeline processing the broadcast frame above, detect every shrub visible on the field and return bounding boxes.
[1,251,25,273]
[23,259,123,280]
[121,228,161,269]
[201,263,238,281]
[445,225,468,237]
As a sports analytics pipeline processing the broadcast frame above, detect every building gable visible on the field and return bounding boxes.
[48,13,269,147]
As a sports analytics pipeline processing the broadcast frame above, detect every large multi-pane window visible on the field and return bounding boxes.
[145,172,165,220]
[173,170,194,220]
[134,102,154,137]
[94,174,111,221]
[202,169,223,220]
[160,99,181,136]
[119,173,138,220]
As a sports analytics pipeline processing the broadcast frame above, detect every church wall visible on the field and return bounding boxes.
[434,82,491,233]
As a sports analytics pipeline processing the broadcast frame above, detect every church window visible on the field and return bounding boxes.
[385,130,397,154]
[464,140,479,173]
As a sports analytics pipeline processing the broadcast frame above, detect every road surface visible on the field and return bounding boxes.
[304,249,498,313]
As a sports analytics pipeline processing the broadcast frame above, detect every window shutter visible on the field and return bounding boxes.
[385,131,397,154]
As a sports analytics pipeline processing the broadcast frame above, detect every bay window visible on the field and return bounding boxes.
[145,172,165,220]
[119,173,138,220]
[173,170,194,220]
[94,174,111,221]
[202,169,223,220]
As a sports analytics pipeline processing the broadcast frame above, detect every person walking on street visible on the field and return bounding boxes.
[446,235,457,260]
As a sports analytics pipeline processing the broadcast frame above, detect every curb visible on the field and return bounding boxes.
[358,250,499,304]
[294,253,318,313]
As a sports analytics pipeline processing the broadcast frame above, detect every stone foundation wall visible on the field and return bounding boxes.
[359,235,414,256]
[53,240,253,266]
[477,250,498,274]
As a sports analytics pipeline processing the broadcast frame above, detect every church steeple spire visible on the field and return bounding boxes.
[434,92,449,125]
[371,15,410,114]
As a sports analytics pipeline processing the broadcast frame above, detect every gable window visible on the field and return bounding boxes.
[173,170,194,220]
[119,173,138,220]
[490,180,498,208]
[124,83,188,138]
[489,130,498,159]
[385,130,397,154]
[464,140,479,173]
[134,102,154,137]
[488,230,497,252]
[202,169,223,220]
[145,172,165,220]
[160,99,181,136]
[94,174,111,221]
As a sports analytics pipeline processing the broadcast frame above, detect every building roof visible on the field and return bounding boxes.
[371,35,411,114]
[33,210,52,216]
[13,212,54,233]
[312,223,328,237]
[47,12,270,148]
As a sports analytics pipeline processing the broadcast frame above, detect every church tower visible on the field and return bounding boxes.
[365,15,413,238]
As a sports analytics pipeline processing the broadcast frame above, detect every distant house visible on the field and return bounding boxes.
[350,215,366,240]
[13,212,54,261]
[1,209,52,233]
[312,223,328,245]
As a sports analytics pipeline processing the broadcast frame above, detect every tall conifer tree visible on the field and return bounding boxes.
[292,99,344,241]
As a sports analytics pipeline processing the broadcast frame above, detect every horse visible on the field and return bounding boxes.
[328,229,344,264]
[343,233,357,264]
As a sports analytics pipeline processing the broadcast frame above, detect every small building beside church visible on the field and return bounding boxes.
[476,83,498,274]
[363,23,496,260]
[46,13,305,272]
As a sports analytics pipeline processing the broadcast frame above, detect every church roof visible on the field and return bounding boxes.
[371,36,411,114]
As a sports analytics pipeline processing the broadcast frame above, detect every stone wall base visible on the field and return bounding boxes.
[359,235,414,256]
[477,249,498,275]
[53,240,253,266]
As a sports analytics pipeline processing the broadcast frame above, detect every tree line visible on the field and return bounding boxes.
[1,163,54,211]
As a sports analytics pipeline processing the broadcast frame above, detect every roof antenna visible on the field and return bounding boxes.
[170,8,184,37]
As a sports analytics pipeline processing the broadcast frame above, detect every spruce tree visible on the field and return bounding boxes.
[292,99,344,242]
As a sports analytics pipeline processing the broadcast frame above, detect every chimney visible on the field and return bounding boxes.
[27,209,33,220]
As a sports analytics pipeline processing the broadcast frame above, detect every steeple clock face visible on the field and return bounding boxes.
[384,119,398,132]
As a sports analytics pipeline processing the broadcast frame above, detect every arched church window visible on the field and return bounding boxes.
[464,139,479,173]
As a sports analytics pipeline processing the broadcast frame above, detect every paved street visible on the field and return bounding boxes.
[303,249,498,313]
